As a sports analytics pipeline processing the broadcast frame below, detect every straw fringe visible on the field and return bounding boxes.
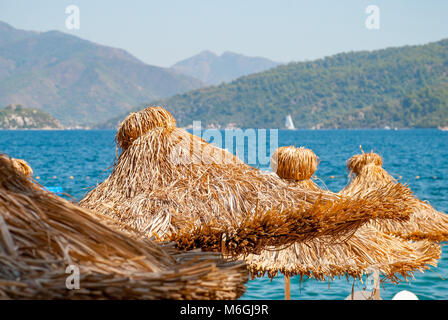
[246,229,440,282]
[171,183,414,255]
[0,154,248,299]
[341,152,448,242]
[81,108,414,256]
[244,146,440,282]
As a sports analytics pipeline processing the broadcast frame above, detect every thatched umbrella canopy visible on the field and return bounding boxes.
[245,146,440,283]
[80,106,414,256]
[0,154,248,299]
[340,152,448,242]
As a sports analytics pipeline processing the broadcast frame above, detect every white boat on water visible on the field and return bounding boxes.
[285,114,295,130]
[438,126,448,131]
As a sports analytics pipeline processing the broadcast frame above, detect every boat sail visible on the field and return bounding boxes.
[285,114,295,130]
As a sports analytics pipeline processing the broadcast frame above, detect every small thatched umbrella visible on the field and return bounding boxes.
[81,106,414,256]
[246,146,441,299]
[0,154,248,299]
[341,152,448,242]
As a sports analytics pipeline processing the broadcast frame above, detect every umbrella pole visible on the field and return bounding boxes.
[285,275,291,300]
[373,269,380,300]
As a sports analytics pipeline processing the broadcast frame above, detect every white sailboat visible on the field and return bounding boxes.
[285,114,295,130]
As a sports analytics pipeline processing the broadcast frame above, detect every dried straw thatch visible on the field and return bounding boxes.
[245,146,440,282]
[81,106,414,256]
[0,154,248,299]
[246,228,440,282]
[341,152,448,242]
[271,146,318,181]
[271,146,321,191]
[347,153,383,176]
[12,158,33,177]
[116,106,177,150]
[0,155,33,177]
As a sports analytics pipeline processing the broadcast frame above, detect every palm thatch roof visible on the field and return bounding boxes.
[245,146,440,282]
[80,107,415,256]
[340,152,448,242]
[0,154,248,299]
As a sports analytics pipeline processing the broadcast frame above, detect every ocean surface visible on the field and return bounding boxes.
[1,129,447,300]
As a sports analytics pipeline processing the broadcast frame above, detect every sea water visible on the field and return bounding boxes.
[0,129,447,300]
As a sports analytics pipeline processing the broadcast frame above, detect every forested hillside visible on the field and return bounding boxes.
[151,39,448,129]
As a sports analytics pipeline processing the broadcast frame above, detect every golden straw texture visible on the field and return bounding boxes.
[0,154,248,299]
[81,106,413,257]
[245,147,440,282]
[116,106,177,150]
[341,152,448,242]
[347,153,383,175]
[246,229,440,282]
[272,146,318,180]
[0,155,33,177]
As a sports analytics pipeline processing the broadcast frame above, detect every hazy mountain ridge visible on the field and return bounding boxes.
[0,21,37,47]
[0,21,204,126]
[171,50,280,85]
[4,21,447,129]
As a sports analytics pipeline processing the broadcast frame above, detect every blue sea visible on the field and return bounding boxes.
[1,129,447,300]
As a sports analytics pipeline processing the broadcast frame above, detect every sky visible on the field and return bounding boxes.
[0,0,447,67]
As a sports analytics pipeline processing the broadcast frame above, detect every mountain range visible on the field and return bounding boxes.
[0,21,203,126]
[0,21,284,127]
[170,50,280,85]
[1,21,447,129]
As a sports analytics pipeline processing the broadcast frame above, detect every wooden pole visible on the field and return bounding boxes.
[285,275,291,300]
[373,269,380,300]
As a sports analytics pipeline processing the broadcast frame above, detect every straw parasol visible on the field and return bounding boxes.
[0,154,248,299]
[246,146,440,297]
[340,152,448,242]
[80,106,415,256]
